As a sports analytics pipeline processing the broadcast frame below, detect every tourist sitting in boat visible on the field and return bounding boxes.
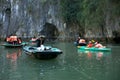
[36,35,45,50]
[94,42,105,48]
[10,34,18,45]
[5,34,22,45]
[36,35,45,47]
[31,36,37,42]
[87,41,93,47]
[78,38,87,46]
[6,35,13,44]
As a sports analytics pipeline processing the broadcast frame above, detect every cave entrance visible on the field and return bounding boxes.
[40,23,59,41]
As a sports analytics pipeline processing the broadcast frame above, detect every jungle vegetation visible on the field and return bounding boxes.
[60,0,120,38]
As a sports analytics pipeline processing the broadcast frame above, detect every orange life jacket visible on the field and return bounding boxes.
[10,36,18,41]
[6,37,11,42]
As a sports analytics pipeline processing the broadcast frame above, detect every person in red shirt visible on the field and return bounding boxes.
[87,41,93,47]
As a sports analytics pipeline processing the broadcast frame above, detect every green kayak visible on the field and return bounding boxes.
[78,46,111,52]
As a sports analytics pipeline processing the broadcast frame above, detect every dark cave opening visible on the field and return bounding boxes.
[40,23,59,41]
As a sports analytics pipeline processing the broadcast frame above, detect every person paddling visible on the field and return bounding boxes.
[36,35,45,47]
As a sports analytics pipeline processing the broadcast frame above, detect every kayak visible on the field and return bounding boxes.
[23,46,63,59]
[78,46,111,52]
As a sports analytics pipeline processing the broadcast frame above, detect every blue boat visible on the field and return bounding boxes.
[23,46,63,59]
[78,46,111,52]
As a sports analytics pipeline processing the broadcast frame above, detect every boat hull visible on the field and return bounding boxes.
[78,46,111,52]
[32,53,58,59]
[2,42,28,48]
[2,43,22,48]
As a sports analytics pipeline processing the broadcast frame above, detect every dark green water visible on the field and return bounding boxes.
[0,42,120,80]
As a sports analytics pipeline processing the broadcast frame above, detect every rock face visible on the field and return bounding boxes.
[0,0,64,39]
[0,0,120,42]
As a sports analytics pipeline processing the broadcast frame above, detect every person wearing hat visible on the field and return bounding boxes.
[36,36,45,47]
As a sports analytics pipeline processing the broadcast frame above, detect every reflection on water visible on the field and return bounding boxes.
[96,52,103,60]
[6,49,21,61]
[77,49,111,60]
[6,49,22,71]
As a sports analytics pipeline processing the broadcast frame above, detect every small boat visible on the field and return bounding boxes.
[78,46,111,52]
[1,42,28,48]
[23,46,63,59]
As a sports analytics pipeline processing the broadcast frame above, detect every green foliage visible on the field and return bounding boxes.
[60,0,120,28]
[110,0,120,3]
[60,0,105,28]
[109,0,120,17]
[60,0,80,24]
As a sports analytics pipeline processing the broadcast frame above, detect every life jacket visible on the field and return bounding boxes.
[79,39,86,43]
[6,37,11,42]
[10,36,18,41]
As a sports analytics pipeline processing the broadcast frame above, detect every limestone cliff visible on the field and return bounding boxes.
[0,0,65,40]
[0,0,120,42]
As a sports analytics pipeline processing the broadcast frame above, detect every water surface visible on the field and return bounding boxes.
[0,42,120,80]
